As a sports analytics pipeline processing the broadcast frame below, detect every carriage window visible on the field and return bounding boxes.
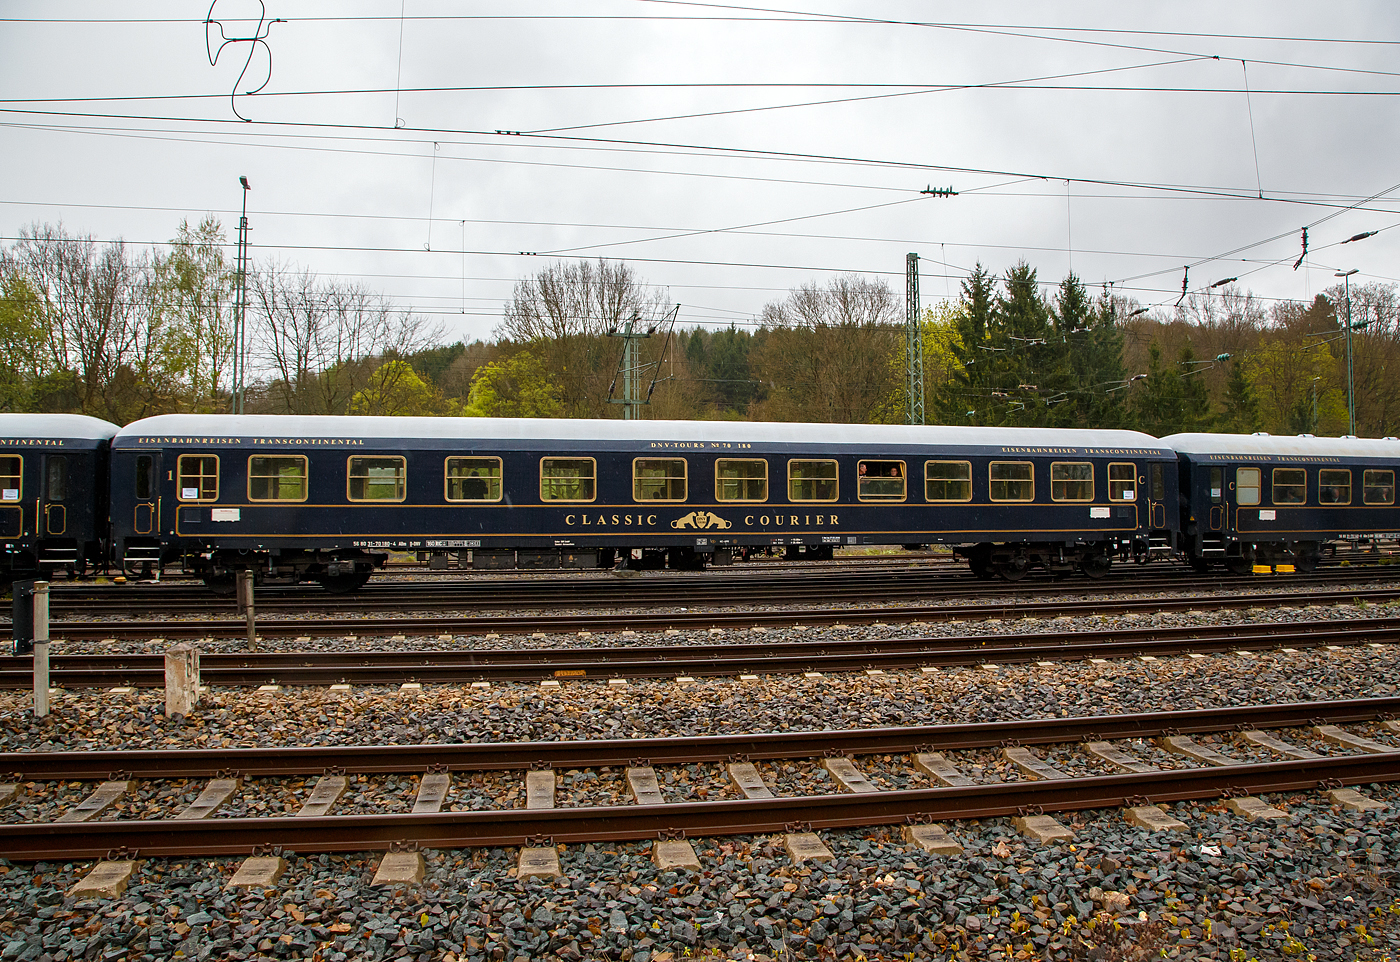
[348,456,406,502]
[989,461,1034,502]
[1051,462,1093,502]
[1108,463,1135,502]
[135,454,153,501]
[857,460,905,501]
[1364,469,1395,505]
[634,458,687,502]
[925,460,972,502]
[0,456,20,502]
[45,456,67,501]
[1209,466,1223,503]
[541,458,596,502]
[446,457,502,502]
[788,460,838,502]
[248,455,308,502]
[177,455,218,502]
[1272,468,1306,504]
[716,459,767,502]
[1319,469,1351,505]
[1151,463,1165,501]
[1236,467,1261,505]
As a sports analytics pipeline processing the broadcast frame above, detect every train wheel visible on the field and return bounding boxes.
[996,557,1030,582]
[1293,543,1322,573]
[1081,553,1113,579]
[966,545,995,580]
[1225,552,1255,575]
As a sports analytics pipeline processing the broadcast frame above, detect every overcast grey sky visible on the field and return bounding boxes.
[3,1,1400,344]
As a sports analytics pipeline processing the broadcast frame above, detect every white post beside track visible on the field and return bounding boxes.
[32,581,49,719]
[164,643,200,718]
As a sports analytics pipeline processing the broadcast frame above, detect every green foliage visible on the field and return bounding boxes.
[151,216,234,412]
[0,270,48,411]
[350,359,459,416]
[464,351,564,418]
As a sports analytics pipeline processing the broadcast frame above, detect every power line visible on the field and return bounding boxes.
[2,11,1395,48]
[0,105,1381,211]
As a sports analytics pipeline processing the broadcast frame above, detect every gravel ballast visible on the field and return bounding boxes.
[2,586,1400,960]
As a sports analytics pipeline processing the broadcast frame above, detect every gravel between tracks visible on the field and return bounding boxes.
[2,588,1400,960]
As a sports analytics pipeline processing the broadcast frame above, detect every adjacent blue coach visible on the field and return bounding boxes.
[1164,432,1400,572]
[112,414,1179,587]
[0,413,119,581]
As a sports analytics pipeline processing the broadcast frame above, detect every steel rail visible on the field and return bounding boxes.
[4,752,1398,861]
[30,585,1400,642]
[4,696,1396,781]
[37,565,1399,617]
[5,617,1398,688]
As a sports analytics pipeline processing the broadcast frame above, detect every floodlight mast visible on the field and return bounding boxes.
[232,176,251,414]
[1336,268,1360,435]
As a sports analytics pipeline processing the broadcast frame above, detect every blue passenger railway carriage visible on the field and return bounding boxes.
[111,415,1179,589]
[0,413,119,582]
[1165,432,1400,573]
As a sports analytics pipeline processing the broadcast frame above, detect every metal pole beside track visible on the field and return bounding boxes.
[238,570,257,651]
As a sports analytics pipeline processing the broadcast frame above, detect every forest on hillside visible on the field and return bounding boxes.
[3,219,1397,438]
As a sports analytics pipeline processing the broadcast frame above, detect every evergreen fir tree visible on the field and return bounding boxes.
[1045,273,1094,427]
[935,263,996,424]
[994,262,1052,426]
[1130,342,1182,436]
[1083,292,1129,429]
[1177,344,1213,432]
[1218,358,1262,434]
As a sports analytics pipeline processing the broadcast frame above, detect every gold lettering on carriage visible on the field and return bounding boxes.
[564,514,660,527]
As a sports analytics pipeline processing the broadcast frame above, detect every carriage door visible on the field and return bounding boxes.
[0,455,21,539]
[1149,463,1167,529]
[42,455,67,535]
[1207,466,1224,532]
[133,453,159,535]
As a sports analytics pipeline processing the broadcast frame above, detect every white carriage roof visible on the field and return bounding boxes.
[0,413,120,440]
[118,414,1170,451]
[1162,432,1400,459]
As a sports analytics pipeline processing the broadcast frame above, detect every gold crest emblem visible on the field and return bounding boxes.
[670,511,733,530]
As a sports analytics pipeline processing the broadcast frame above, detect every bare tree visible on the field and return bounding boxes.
[1323,281,1400,436]
[6,223,160,420]
[749,275,903,423]
[250,261,442,415]
[498,259,672,417]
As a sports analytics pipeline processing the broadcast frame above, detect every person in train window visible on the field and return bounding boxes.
[462,474,488,499]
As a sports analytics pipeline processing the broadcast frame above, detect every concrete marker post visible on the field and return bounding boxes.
[165,644,200,718]
[32,581,49,719]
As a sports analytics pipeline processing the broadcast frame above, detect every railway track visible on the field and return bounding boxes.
[2,697,1396,860]
[32,562,1400,617]
[7,615,1397,687]
[31,583,1400,642]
